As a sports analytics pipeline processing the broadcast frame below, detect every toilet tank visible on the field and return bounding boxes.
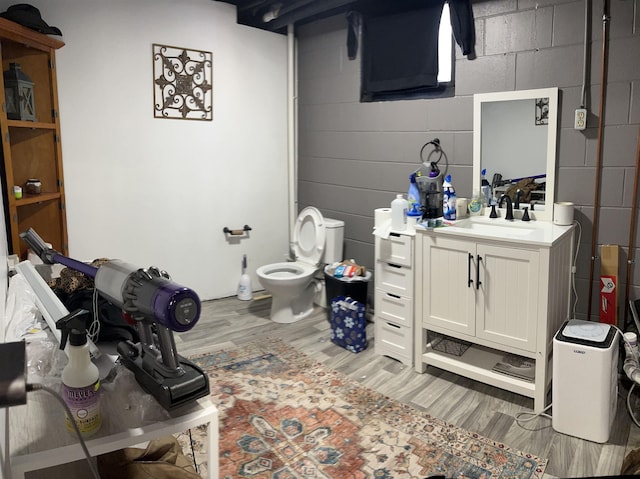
[323,218,344,264]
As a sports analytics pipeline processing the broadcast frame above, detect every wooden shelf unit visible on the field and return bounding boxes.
[0,17,68,258]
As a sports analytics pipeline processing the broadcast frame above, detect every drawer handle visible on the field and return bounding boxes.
[385,322,401,329]
[387,263,402,269]
[389,232,401,238]
[385,292,401,299]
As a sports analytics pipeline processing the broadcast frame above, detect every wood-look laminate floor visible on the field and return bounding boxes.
[175,294,640,478]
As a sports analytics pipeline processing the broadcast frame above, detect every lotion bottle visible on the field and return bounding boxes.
[57,309,102,437]
[391,194,408,231]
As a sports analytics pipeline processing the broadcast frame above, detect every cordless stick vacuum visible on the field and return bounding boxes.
[20,228,210,411]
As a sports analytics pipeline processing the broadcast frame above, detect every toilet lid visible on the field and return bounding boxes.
[293,207,326,266]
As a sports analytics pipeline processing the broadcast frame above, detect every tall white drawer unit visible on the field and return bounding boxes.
[374,231,414,366]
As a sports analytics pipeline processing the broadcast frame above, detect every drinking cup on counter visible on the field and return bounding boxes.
[12,185,21,199]
[456,198,468,219]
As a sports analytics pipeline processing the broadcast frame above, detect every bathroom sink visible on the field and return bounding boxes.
[451,218,536,237]
[422,214,571,245]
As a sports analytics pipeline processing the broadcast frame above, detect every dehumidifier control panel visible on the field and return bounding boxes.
[555,319,616,348]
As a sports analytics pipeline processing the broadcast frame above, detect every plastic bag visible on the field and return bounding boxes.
[329,296,368,353]
[97,435,200,479]
[4,273,47,342]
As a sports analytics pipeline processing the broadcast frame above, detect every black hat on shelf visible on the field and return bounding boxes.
[0,4,62,36]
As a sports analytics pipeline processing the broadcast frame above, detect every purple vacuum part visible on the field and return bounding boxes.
[152,283,201,332]
[52,252,98,278]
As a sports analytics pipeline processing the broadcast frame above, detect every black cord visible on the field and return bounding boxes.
[26,383,101,479]
[187,428,199,473]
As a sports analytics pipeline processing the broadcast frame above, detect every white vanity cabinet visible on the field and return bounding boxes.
[422,236,539,352]
[414,224,574,413]
[374,231,414,366]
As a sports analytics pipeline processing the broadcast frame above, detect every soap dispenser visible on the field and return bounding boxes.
[468,190,483,216]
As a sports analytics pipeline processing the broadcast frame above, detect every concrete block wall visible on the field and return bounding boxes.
[297,0,640,321]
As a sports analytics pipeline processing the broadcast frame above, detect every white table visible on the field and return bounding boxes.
[7,362,218,479]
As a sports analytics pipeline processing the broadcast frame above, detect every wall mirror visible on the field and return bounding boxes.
[472,87,559,222]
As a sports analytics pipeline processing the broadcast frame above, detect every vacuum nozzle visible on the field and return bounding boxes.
[19,228,56,264]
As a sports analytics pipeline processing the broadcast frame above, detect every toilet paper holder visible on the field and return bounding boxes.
[223,225,252,236]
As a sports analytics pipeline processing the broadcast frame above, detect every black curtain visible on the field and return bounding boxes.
[350,0,475,101]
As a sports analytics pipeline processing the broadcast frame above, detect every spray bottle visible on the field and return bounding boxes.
[56,309,102,436]
[237,254,252,301]
[481,168,491,206]
[442,175,456,220]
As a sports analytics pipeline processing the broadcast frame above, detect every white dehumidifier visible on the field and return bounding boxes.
[552,319,618,443]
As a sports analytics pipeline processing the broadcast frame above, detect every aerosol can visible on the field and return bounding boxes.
[56,309,102,436]
[238,254,252,301]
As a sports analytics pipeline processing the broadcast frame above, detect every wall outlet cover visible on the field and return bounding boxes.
[574,108,587,130]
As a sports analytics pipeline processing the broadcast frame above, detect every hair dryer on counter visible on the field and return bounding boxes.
[19,228,210,411]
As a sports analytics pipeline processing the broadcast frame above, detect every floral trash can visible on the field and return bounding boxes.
[329,295,368,353]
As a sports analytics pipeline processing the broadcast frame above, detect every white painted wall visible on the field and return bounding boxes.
[0,0,290,300]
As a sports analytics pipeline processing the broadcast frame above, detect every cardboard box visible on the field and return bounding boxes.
[600,245,619,325]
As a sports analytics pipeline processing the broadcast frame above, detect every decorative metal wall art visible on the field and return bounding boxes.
[153,44,212,120]
[535,97,549,126]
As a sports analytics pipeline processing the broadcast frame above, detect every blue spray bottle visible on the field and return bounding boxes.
[481,168,491,205]
[443,175,456,220]
[408,173,420,210]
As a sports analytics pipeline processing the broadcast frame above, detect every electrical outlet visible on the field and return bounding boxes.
[574,108,587,130]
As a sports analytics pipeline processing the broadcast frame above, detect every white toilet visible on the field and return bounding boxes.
[257,207,344,323]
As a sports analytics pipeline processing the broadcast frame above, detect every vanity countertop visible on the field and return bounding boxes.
[416,214,574,246]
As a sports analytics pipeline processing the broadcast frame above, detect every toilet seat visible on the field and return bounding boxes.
[292,207,326,266]
[258,261,316,278]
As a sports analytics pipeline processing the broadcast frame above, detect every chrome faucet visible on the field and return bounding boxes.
[498,194,514,220]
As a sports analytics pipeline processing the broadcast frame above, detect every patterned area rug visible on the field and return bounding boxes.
[176,338,547,479]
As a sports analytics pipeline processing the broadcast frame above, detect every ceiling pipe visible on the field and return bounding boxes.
[587,0,610,320]
[287,23,297,252]
[268,0,355,31]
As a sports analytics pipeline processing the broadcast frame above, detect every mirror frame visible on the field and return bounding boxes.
[473,87,559,222]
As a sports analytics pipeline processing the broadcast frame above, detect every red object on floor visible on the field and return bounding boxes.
[600,275,617,325]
